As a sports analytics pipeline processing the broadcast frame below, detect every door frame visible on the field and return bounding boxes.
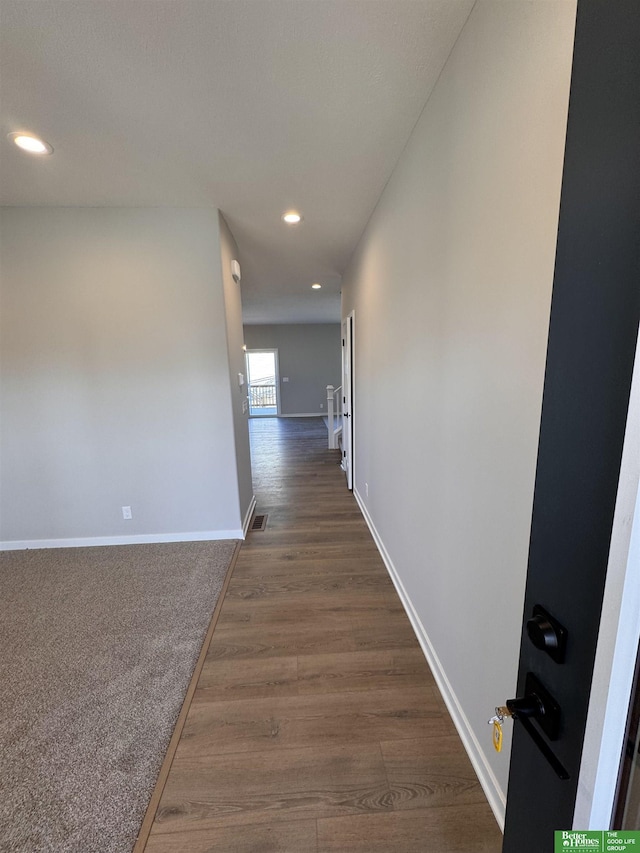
[341,311,354,490]
[245,348,281,418]
[575,335,640,828]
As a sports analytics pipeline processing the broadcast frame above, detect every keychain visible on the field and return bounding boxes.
[492,717,503,752]
[488,706,512,753]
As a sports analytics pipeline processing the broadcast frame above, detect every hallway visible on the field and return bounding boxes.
[143,418,502,852]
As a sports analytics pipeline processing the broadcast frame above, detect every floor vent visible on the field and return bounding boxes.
[250,513,268,532]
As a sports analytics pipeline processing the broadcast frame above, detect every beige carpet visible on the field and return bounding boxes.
[0,540,237,853]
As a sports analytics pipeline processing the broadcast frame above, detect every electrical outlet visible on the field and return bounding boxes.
[365,483,369,497]
[122,506,132,520]
[320,402,324,408]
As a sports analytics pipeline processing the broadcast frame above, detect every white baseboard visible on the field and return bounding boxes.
[0,529,244,551]
[242,495,257,538]
[353,486,506,831]
[279,412,326,418]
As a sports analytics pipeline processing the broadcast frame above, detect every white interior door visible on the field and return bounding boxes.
[342,313,354,490]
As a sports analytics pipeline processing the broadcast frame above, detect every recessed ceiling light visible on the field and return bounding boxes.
[282,211,302,224]
[9,132,53,155]
[311,283,322,290]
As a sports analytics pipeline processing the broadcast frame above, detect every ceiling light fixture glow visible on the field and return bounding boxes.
[9,132,53,155]
[311,283,322,290]
[282,211,302,224]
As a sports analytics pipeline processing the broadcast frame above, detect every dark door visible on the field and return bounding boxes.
[502,2,640,850]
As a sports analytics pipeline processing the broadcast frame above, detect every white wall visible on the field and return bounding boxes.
[0,207,246,546]
[341,0,576,824]
[243,323,341,416]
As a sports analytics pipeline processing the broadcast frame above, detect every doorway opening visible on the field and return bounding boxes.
[245,349,279,417]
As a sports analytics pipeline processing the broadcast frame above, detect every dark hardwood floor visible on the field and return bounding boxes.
[143,417,502,852]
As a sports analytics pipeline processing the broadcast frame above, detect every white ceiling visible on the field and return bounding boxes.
[0,0,473,323]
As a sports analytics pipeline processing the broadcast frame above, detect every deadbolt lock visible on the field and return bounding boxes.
[526,604,568,663]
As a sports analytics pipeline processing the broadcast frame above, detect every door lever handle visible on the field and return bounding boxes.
[507,673,561,740]
[506,693,545,720]
[515,715,570,781]
[506,673,570,781]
